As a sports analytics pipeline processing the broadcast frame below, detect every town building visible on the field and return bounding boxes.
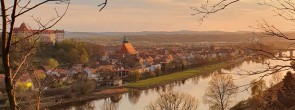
[109,36,138,63]
[117,36,137,55]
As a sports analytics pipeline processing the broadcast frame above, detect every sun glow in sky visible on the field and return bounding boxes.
[14,0,295,32]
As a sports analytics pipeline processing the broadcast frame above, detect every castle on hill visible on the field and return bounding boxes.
[13,22,65,44]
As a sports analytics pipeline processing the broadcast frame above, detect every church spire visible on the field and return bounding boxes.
[123,35,128,43]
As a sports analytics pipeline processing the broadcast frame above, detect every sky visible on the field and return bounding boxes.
[13,0,295,32]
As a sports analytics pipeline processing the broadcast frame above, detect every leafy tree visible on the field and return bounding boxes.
[55,49,66,62]
[72,79,96,95]
[46,58,59,69]
[154,67,162,76]
[126,71,141,82]
[148,71,156,78]
[143,71,156,78]
[248,79,267,109]
[269,72,283,86]
[80,54,89,64]
[15,82,30,93]
[250,79,267,97]
[134,71,141,81]
[68,48,80,64]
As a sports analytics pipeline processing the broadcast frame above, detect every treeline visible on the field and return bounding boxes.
[36,40,105,68]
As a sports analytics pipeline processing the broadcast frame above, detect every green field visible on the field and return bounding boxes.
[126,62,229,89]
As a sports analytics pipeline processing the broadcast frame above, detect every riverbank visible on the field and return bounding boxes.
[46,87,129,109]
[125,62,228,89]
[125,57,246,89]
[46,57,246,109]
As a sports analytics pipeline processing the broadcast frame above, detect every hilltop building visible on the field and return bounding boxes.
[13,22,65,44]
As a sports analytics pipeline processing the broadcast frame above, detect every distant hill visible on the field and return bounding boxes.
[64,31,295,46]
[65,30,251,38]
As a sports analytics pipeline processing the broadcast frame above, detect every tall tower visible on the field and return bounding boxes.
[123,35,128,43]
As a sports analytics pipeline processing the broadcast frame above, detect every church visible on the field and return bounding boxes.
[117,36,137,55]
[110,36,139,62]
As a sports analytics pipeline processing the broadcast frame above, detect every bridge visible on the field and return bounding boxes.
[275,49,295,58]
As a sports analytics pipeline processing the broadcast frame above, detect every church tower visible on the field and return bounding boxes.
[123,36,128,43]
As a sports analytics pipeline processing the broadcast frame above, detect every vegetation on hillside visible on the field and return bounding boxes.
[36,40,105,67]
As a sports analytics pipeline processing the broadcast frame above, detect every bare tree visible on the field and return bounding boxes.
[203,74,238,110]
[25,64,71,110]
[1,1,69,109]
[190,0,295,71]
[0,0,108,109]
[145,91,199,110]
[192,0,295,108]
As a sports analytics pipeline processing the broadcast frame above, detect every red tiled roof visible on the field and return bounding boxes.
[117,43,136,55]
[0,74,4,80]
[19,22,30,31]
[18,73,31,82]
[13,22,64,34]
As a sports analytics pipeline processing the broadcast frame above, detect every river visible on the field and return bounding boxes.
[58,57,292,110]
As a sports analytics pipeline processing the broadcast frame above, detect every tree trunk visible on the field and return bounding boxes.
[3,54,17,110]
[1,1,17,109]
[5,77,17,110]
[36,94,40,110]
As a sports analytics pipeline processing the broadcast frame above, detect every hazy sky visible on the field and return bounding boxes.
[14,0,295,32]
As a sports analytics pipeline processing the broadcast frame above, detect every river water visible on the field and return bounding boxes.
[59,58,292,110]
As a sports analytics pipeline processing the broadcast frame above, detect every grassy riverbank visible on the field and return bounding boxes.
[126,62,230,89]
[45,87,128,109]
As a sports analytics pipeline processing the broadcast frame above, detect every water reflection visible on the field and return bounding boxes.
[56,59,291,110]
[99,98,119,110]
[77,102,95,110]
[144,89,149,96]
[166,83,175,91]
[191,76,200,85]
[128,90,142,104]
[110,94,123,103]
[223,60,245,71]
[71,102,95,110]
